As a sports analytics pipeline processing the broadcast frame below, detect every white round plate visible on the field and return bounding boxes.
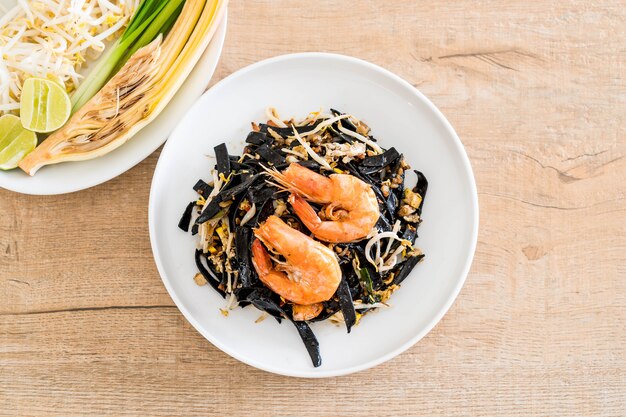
[149,53,479,377]
[0,4,227,195]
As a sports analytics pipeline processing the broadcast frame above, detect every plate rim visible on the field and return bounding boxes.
[0,11,228,196]
[148,52,479,378]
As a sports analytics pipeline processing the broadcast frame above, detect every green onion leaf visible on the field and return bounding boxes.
[359,268,374,294]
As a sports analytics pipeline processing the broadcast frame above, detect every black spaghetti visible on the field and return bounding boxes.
[178,107,427,367]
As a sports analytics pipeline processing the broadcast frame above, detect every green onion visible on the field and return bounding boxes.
[359,268,380,303]
[359,268,374,294]
[70,0,185,112]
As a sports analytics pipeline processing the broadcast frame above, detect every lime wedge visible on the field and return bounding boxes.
[20,78,71,133]
[0,114,38,170]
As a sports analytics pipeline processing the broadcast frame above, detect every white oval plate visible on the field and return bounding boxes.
[149,53,479,378]
[0,5,227,195]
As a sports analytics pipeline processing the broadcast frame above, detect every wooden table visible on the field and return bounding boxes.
[1,1,625,415]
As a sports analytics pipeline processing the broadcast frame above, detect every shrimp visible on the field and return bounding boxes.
[251,215,342,305]
[292,303,324,321]
[267,163,380,243]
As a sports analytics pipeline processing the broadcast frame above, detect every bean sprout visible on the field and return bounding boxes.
[0,0,138,115]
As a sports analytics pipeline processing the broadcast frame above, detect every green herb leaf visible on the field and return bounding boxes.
[359,268,374,294]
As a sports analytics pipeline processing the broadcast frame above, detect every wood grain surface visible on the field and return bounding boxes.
[1,1,625,415]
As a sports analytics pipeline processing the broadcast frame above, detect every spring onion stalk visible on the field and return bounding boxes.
[70,0,185,113]
[20,0,228,175]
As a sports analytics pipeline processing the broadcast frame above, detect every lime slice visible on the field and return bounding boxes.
[0,114,38,170]
[20,78,71,133]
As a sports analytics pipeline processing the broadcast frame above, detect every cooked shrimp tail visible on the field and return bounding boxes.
[288,193,323,232]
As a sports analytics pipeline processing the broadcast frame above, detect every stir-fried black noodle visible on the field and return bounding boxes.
[178,107,428,367]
